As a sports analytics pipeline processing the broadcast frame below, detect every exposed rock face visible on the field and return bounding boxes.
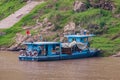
[112,52,120,57]
[10,17,55,51]
[88,0,114,10]
[8,33,43,51]
[114,14,120,18]
[87,24,101,34]
[8,33,27,51]
[73,1,87,12]
[42,18,54,29]
[64,22,75,33]
[88,24,99,30]
[16,33,27,43]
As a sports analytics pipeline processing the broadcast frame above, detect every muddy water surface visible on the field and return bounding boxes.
[0,51,120,80]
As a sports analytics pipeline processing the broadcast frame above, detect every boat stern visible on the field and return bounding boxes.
[90,48,101,57]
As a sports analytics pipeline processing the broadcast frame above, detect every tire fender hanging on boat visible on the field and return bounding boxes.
[32,51,38,57]
[19,50,27,56]
[19,50,24,56]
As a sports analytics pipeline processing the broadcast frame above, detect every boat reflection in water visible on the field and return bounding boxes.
[19,34,100,61]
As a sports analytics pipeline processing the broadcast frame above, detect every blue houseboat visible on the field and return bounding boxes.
[19,34,100,61]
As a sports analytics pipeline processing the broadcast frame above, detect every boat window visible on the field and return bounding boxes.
[40,45,46,56]
[52,46,60,55]
[27,45,33,51]
[72,38,76,41]
[80,38,83,42]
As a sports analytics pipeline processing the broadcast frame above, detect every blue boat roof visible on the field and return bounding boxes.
[64,34,95,38]
[23,42,60,45]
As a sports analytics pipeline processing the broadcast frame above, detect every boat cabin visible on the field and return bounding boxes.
[20,42,61,57]
[61,34,94,54]
[64,34,94,43]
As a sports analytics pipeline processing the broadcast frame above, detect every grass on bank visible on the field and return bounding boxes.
[91,37,120,56]
[0,0,26,21]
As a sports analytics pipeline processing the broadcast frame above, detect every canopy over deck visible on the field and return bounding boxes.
[64,34,95,43]
[64,34,95,38]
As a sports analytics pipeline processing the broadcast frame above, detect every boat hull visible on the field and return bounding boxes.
[19,50,100,61]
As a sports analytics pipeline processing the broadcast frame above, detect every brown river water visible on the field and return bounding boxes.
[0,51,120,80]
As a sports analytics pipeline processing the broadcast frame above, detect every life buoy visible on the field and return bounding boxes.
[29,51,33,56]
[19,50,27,56]
[20,50,38,57]
[32,51,38,57]
[20,50,30,56]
